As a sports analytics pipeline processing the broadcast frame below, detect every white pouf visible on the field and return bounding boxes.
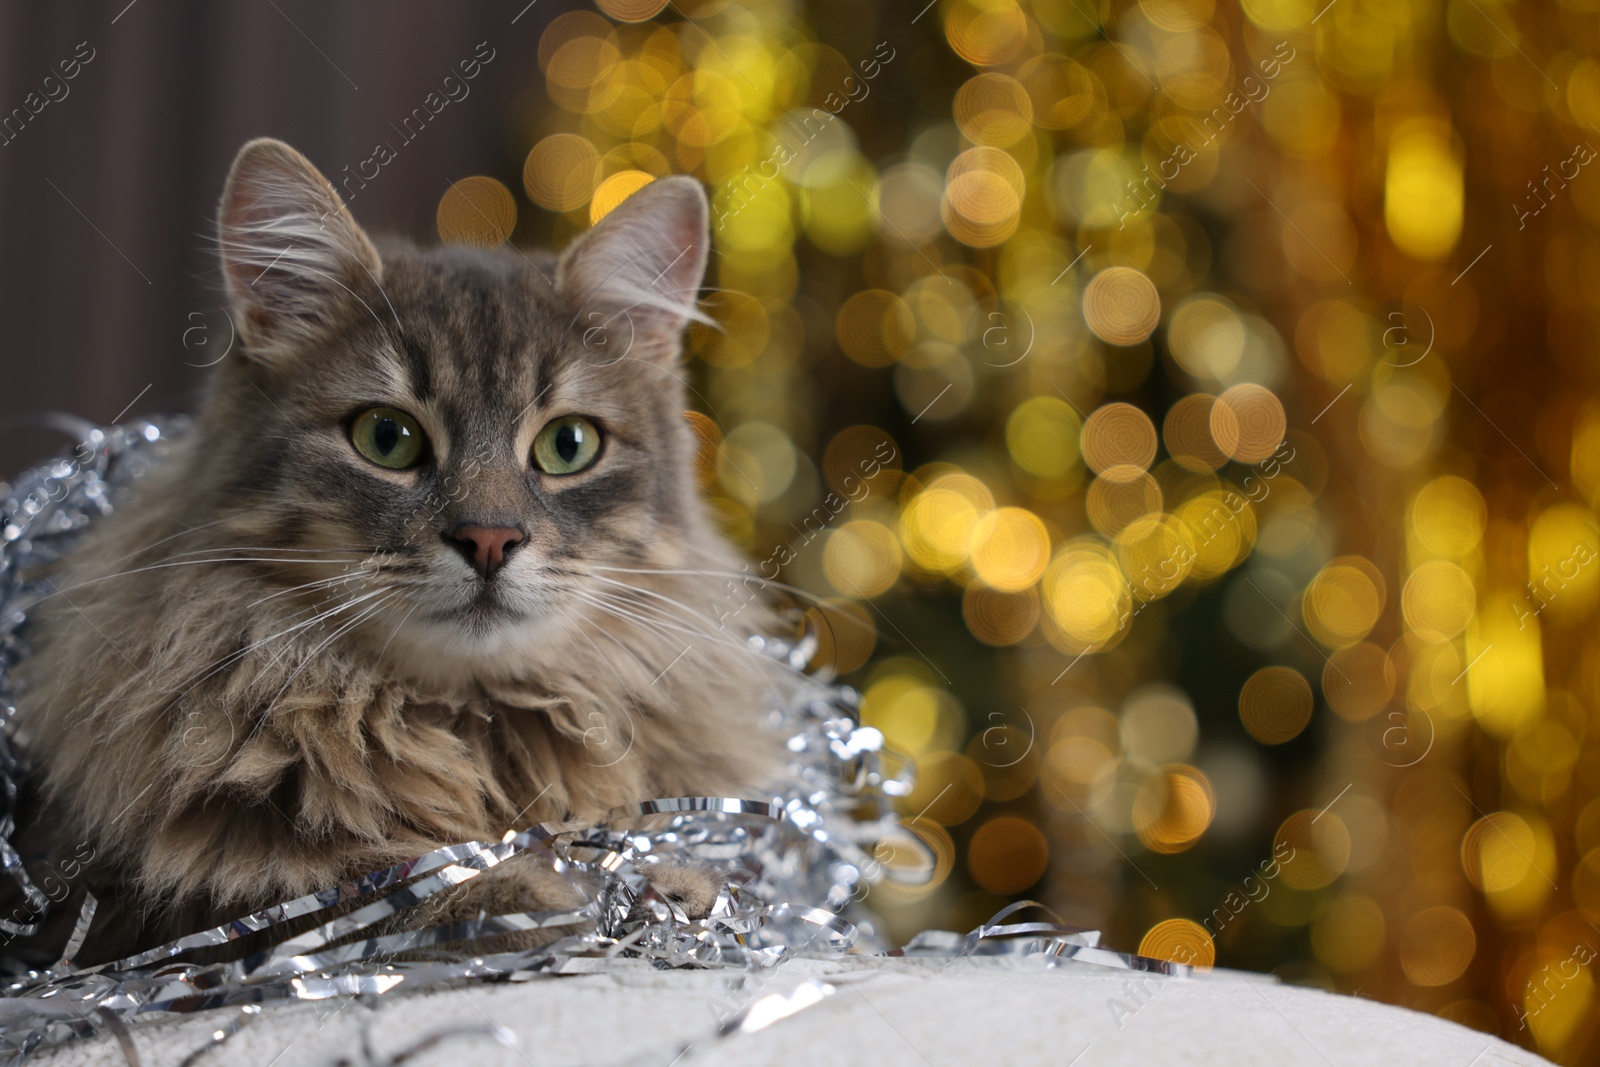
[28,956,1553,1066]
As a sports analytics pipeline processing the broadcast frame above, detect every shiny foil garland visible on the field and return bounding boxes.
[0,421,1190,1061]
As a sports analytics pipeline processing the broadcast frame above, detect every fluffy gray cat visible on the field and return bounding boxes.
[8,138,786,964]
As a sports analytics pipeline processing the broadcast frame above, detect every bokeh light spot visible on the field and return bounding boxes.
[1081,402,1158,477]
[1083,266,1162,346]
[1139,918,1216,968]
[590,170,655,224]
[1239,665,1314,744]
[968,815,1050,894]
[1134,765,1215,853]
[1401,906,1476,987]
[901,751,986,827]
[596,0,669,21]
[962,584,1040,645]
[824,520,902,598]
[1211,384,1286,464]
[804,598,876,675]
[1313,894,1386,975]
[1008,397,1083,480]
[523,134,602,212]
[436,176,517,247]
[1087,469,1163,536]
[1303,560,1384,648]
[970,507,1051,592]
[1412,476,1487,557]
[1169,296,1245,379]
[1322,642,1395,722]
[837,290,917,367]
[1402,560,1476,640]
[1163,393,1230,471]
[1275,810,1352,890]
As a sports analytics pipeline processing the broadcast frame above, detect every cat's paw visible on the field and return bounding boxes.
[350,850,590,959]
[631,858,725,921]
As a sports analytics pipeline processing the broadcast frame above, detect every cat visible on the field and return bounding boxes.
[5,138,788,966]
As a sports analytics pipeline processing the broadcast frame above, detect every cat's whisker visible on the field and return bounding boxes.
[295,263,393,340]
[257,588,395,673]
[551,601,650,686]
[112,588,394,782]
[246,569,377,608]
[166,587,392,701]
[582,591,798,681]
[589,547,797,639]
[591,564,834,612]
[571,590,736,652]
[578,606,719,659]
[23,554,375,607]
[374,598,420,661]
[588,277,713,335]
[351,255,404,337]
[92,517,235,571]
[585,570,770,633]
[569,588,683,639]
[219,223,394,341]
[587,573,730,630]
[570,593,773,692]
[564,252,713,336]
[574,581,712,630]
[254,592,399,729]
[586,568,865,668]
[571,597,696,659]
[162,544,375,559]
[565,256,640,333]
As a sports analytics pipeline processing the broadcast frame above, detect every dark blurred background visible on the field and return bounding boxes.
[6,1,1599,1062]
[0,2,541,466]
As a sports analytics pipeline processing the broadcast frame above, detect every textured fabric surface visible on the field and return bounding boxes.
[27,957,1552,1067]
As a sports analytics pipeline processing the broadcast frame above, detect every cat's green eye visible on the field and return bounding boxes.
[350,407,427,470]
[533,416,602,475]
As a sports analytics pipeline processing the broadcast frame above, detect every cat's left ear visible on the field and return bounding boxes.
[217,138,383,363]
[555,176,712,364]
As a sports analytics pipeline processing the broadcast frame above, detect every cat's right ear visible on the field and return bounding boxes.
[217,138,382,363]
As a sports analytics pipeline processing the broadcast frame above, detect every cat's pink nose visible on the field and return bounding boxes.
[449,524,525,578]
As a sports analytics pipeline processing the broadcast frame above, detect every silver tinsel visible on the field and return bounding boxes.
[0,420,1190,1062]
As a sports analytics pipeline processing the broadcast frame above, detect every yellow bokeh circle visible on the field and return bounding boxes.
[1007,397,1083,480]
[1274,809,1352,890]
[1303,560,1384,648]
[836,290,917,367]
[1081,402,1158,477]
[437,176,517,247]
[968,815,1050,894]
[962,584,1040,646]
[590,170,655,224]
[1401,560,1476,640]
[595,0,669,21]
[1083,267,1162,346]
[1239,665,1314,744]
[1138,918,1216,968]
[1313,894,1387,975]
[1134,765,1215,853]
[970,507,1051,592]
[523,134,602,212]
[1211,384,1286,464]
[1042,543,1133,652]
[823,521,902,598]
[1400,906,1476,987]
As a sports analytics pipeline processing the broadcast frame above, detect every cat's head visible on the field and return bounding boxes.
[202,138,740,687]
